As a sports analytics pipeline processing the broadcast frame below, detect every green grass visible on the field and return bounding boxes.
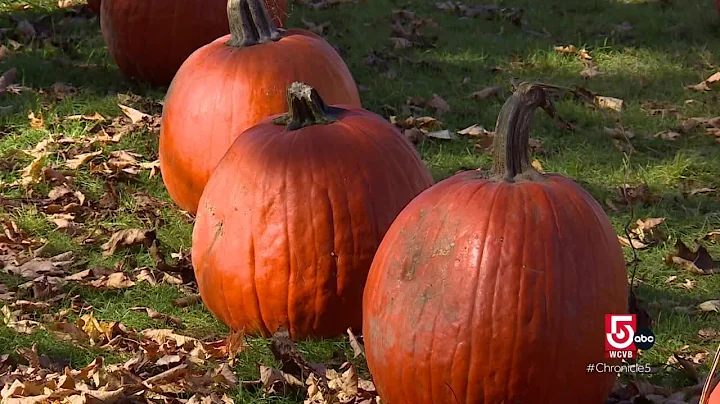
[1,0,720,401]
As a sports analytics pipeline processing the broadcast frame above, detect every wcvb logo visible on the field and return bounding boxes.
[605,314,655,359]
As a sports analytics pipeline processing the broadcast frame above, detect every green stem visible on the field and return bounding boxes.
[272,82,344,130]
[491,82,553,182]
[226,0,282,47]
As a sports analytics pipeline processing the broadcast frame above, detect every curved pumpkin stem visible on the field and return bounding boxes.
[272,82,344,130]
[227,0,282,47]
[491,82,554,183]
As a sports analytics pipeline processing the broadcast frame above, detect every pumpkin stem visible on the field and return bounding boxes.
[272,82,343,130]
[227,0,282,47]
[491,82,553,182]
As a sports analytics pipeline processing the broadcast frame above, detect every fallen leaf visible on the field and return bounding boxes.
[685,72,720,91]
[665,240,719,274]
[89,272,136,290]
[595,96,624,111]
[698,328,720,341]
[130,307,184,328]
[470,86,502,100]
[28,111,44,129]
[117,103,150,124]
[425,129,457,140]
[172,295,202,308]
[618,235,649,249]
[65,151,102,170]
[427,94,450,115]
[101,228,155,256]
[347,328,364,358]
[698,300,720,312]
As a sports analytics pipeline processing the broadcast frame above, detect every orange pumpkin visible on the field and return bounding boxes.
[191,83,433,340]
[362,83,628,403]
[159,0,361,214]
[100,0,286,86]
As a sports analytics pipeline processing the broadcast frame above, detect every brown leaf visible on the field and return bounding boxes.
[130,307,184,328]
[470,86,502,100]
[698,328,720,341]
[425,129,457,140]
[618,235,649,249]
[685,72,720,91]
[117,103,150,124]
[673,353,700,382]
[65,151,102,170]
[427,94,450,115]
[698,300,720,312]
[347,328,364,358]
[665,240,719,274]
[172,294,202,308]
[2,251,74,280]
[27,111,44,129]
[89,272,136,290]
[595,96,624,111]
[101,228,155,256]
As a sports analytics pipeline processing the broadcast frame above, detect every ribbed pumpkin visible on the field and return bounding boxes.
[362,83,629,404]
[159,0,361,215]
[100,0,286,86]
[191,83,433,340]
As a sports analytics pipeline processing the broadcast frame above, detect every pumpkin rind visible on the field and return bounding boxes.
[100,0,287,86]
[362,83,629,404]
[191,83,433,340]
[159,0,360,214]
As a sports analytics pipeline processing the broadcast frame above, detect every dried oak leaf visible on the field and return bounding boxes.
[88,272,136,290]
[117,103,151,124]
[664,240,719,275]
[101,228,155,256]
[347,328,364,358]
[2,251,74,280]
[685,72,720,92]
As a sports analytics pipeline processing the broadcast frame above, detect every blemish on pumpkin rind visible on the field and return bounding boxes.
[403,251,422,281]
[431,241,455,257]
[207,220,224,253]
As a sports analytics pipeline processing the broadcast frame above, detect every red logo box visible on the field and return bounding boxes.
[605,314,637,359]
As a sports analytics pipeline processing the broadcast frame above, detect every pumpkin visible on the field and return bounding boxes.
[191,82,434,340]
[362,83,629,403]
[100,0,287,86]
[709,384,720,404]
[87,0,101,14]
[159,0,361,215]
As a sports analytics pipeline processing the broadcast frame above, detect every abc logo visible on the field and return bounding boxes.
[633,328,655,350]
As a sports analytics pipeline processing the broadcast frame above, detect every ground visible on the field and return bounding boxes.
[1,0,720,402]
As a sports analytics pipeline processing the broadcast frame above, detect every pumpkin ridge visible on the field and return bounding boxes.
[466,182,503,401]
[429,179,492,403]
[534,181,564,400]
[249,130,284,336]
[339,116,429,214]
[282,129,304,336]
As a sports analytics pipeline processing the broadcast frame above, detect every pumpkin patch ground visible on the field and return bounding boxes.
[1,0,720,403]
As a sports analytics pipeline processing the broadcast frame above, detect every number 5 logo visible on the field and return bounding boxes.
[605,314,636,349]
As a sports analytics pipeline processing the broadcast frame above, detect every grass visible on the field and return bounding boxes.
[1,0,720,401]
